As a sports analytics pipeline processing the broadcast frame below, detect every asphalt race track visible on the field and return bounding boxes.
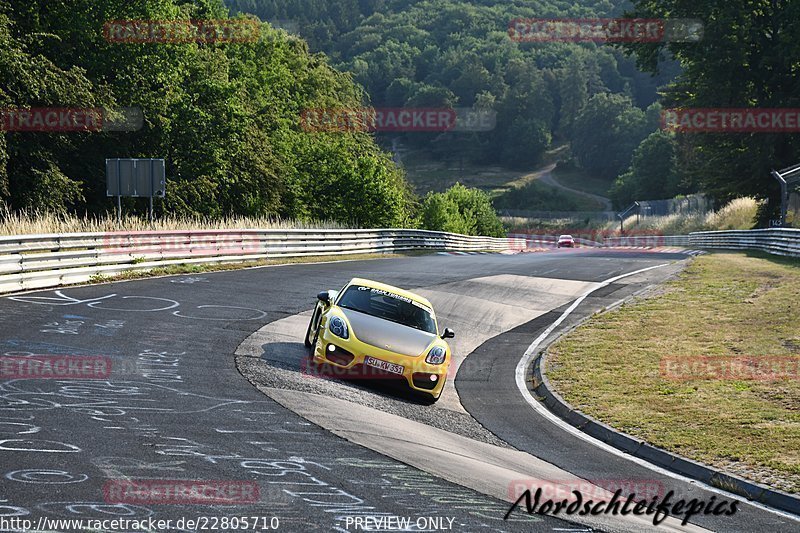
[1,249,797,532]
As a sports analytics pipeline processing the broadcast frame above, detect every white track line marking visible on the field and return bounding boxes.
[514,263,800,523]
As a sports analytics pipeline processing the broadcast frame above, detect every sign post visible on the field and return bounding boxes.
[106,158,166,224]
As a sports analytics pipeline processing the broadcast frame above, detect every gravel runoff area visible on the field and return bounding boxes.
[237,355,512,449]
[234,269,605,452]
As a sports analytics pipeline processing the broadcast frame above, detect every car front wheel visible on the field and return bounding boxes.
[416,375,445,405]
[304,304,323,348]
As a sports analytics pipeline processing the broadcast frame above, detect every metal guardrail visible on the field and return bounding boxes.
[689,228,800,258]
[0,229,527,295]
[664,235,690,246]
[604,235,690,247]
[508,233,604,248]
[514,228,800,256]
[591,228,800,256]
[5,226,790,296]
[513,233,690,248]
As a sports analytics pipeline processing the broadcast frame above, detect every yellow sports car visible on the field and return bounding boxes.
[304,278,454,403]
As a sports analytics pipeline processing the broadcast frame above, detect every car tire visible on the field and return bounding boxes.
[418,392,440,405]
[416,375,445,405]
[304,304,322,348]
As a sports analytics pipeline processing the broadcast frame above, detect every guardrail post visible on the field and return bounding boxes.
[616,202,640,234]
[771,169,788,227]
[771,162,800,227]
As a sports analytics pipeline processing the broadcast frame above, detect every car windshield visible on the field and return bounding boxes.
[560,235,573,240]
[337,285,437,334]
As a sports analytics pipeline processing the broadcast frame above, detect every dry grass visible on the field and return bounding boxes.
[547,252,800,493]
[705,197,762,230]
[0,205,349,236]
[606,197,761,235]
[502,197,761,235]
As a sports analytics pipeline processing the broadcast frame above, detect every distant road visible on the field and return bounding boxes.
[534,162,614,212]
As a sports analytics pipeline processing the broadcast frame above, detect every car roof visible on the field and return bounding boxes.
[346,277,434,310]
[559,234,573,238]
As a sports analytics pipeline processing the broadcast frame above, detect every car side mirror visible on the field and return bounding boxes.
[441,327,455,339]
[317,291,330,303]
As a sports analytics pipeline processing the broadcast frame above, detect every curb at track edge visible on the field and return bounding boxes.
[514,263,800,519]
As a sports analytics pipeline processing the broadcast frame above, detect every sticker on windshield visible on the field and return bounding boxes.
[356,286,433,314]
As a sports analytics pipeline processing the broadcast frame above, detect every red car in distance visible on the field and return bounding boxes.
[557,234,575,248]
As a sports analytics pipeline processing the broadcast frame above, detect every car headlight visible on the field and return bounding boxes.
[328,316,349,339]
[426,346,446,365]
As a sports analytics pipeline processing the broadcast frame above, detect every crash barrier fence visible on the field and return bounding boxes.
[599,228,800,257]
[513,233,689,248]
[3,228,795,295]
[686,228,800,258]
[513,235,604,248]
[0,229,527,295]
[604,235,690,247]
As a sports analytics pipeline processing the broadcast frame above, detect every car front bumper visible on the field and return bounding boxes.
[312,329,448,397]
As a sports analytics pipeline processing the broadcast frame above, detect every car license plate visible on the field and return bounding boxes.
[364,356,404,375]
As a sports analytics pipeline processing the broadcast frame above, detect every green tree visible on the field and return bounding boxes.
[1,0,411,224]
[556,54,589,139]
[571,93,652,181]
[420,183,504,237]
[622,0,800,223]
[0,8,104,212]
[611,131,680,208]
[493,61,554,168]
[231,0,679,170]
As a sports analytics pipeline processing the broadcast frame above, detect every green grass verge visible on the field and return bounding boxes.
[547,252,800,494]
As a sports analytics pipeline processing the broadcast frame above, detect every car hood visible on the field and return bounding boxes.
[340,308,437,357]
